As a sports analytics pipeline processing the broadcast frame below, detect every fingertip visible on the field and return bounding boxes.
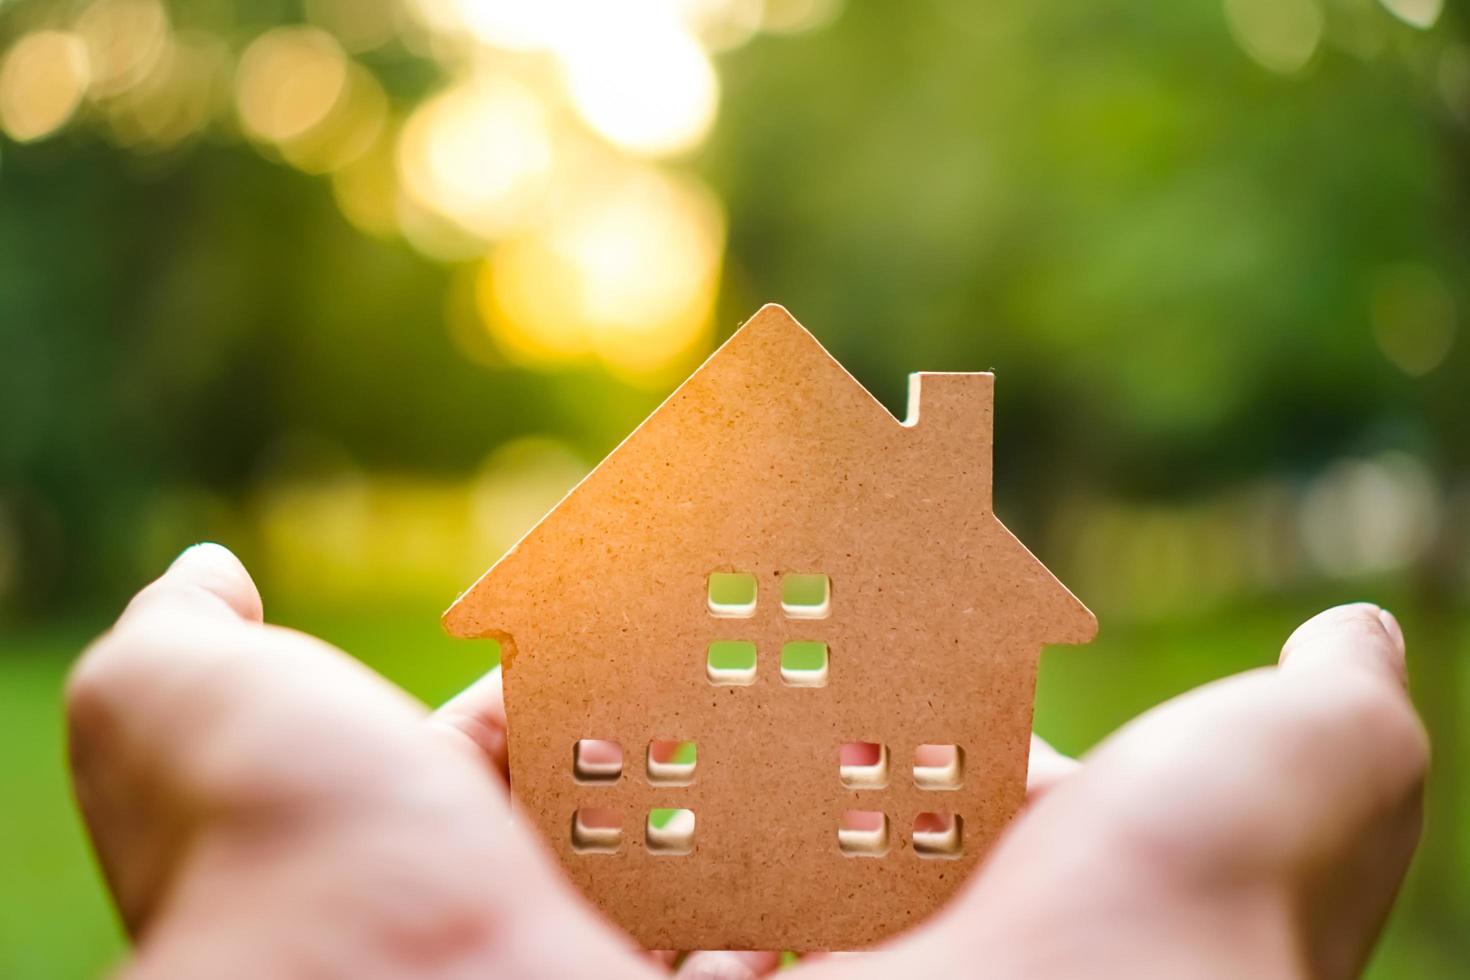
[167,543,264,622]
[1280,603,1407,688]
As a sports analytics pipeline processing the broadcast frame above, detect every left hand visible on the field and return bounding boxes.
[68,543,680,979]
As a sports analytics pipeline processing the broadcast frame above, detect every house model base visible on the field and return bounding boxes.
[444,304,1096,950]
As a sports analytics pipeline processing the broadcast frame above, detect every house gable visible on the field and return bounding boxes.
[445,303,1092,650]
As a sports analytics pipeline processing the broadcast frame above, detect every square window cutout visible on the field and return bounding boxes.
[781,573,831,619]
[647,808,696,855]
[838,810,889,856]
[914,744,964,790]
[570,808,622,853]
[780,641,828,687]
[707,640,757,685]
[647,739,697,785]
[913,812,963,858]
[839,741,888,789]
[572,740,623,783]
[708,572,757,617]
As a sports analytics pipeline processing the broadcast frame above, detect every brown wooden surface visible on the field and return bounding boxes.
[445,304,1095,949]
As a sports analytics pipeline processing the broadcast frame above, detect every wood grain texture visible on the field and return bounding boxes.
[444,304,1095,950]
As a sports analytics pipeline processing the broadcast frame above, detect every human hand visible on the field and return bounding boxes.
[69,545,1425,979]
[67,544,665,979]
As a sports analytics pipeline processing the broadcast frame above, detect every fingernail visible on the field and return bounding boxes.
[170,542,221,569]
[1378,607,1406,656]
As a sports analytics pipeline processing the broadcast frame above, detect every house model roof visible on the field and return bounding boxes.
[445,303,1094,649]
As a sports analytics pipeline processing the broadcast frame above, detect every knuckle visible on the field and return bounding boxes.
[1330,674,1430,785]
[65,635,127,745]
[65,615,170,741]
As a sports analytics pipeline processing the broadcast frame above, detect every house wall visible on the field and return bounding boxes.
[498,518,1049,949]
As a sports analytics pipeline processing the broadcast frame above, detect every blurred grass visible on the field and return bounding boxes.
[1,599,1463,976]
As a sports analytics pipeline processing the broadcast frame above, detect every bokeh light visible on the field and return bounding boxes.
[76,0,169,100]
[681,0,764,52]
[99,31,227,152]
[760,0,845,34]
[478,165,724,377]
[1223,0,1323,75]
[1300,452,1440,577]
[1371,264,1457,377]
[472,437,588,554]
[0,31,90,143]
[235,27,349,150]
[306,0,400,53]
[448,0,568,51]
[397,76,555,240]
[1379,0,1442,30]
[280,63,388,174]
[557,10,719,157]
[331,127,401,238]
[0,0,850,381]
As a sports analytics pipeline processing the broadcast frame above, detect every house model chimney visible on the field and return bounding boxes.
[906,371,995,510]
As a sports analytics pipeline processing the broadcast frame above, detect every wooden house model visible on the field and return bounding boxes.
[444,304,1095,950]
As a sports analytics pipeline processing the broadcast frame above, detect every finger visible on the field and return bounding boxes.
[1281,602,1407,688]
[676,950,782,979]
[117,542,265,627]
[1075,602,1425,875]
[1026,733,1077,800]
[67,546,436,932]
[429,666,509,780]
[75,549,666,979]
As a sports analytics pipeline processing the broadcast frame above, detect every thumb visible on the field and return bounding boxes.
[1279,602,1407,688]
[117,542,265,628]
[67,544,428,933]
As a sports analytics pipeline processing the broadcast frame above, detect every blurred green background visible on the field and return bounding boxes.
[1,0,1467,975]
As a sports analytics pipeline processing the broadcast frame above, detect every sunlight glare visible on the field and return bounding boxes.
[454,0,570,50]
[397,77,555,241]
[557,11,718,157]
[479,166,724,377]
